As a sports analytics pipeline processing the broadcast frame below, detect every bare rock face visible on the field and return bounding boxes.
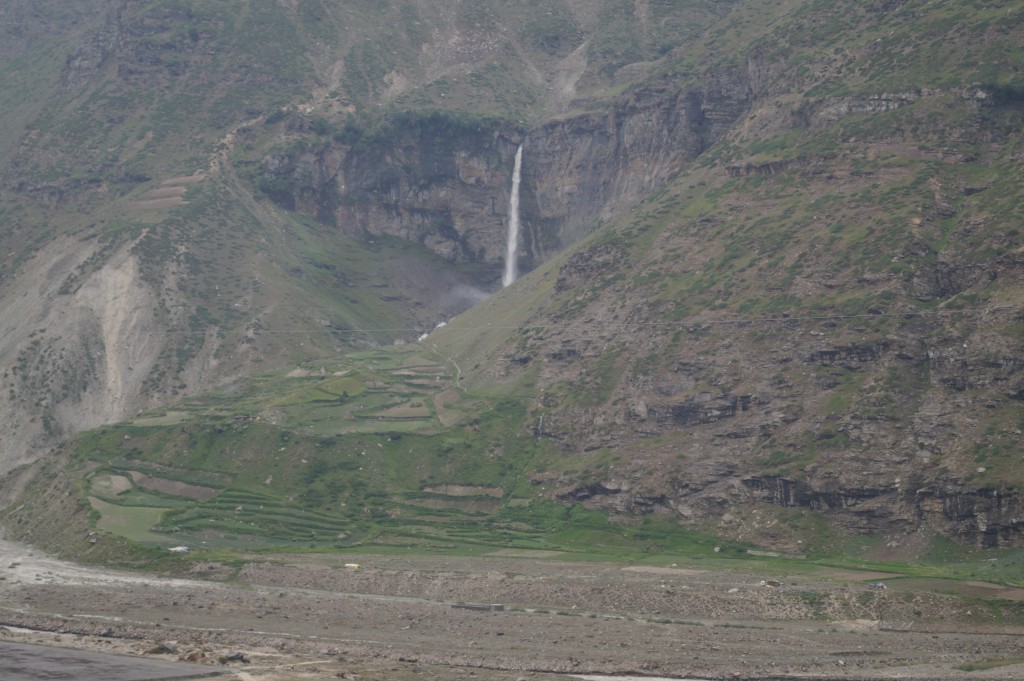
[0,238,168,477]
[916,485,1024,548]
[259,119,522,284]
[526,85,708,245]
[57,0,124,92]
[257,62,763,282]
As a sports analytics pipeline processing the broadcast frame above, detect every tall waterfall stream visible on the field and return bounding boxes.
[502,144,523,287]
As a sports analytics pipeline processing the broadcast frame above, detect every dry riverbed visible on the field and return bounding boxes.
[2,540,1023,680]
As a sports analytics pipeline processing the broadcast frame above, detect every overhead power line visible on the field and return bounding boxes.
[136,304,1019,336]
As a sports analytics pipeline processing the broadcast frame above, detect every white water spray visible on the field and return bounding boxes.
[502,144,523,287]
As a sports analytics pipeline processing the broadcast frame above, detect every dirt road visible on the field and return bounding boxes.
[2,540,1023,680]
[0,640,219,681]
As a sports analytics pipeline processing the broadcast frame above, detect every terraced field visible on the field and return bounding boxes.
[72,349,555,552]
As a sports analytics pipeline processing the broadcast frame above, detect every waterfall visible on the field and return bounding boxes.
[502,144,523,288]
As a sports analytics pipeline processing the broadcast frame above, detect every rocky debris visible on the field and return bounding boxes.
[652,394,754,427]
[219,650,251,664]
[554,244,625,293]
[794,90,924,128]
[516,278,1024,546]
[58,2,126,92]
[1,543,1023,681]
[726,155,822,177]
[146,640,178,655]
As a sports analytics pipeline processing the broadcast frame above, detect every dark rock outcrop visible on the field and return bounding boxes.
[742,476,1024,548]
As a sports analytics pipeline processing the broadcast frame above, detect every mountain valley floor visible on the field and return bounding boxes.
[1,540,1023,680]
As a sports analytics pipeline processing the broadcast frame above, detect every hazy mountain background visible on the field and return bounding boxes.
[1,0,1023,564]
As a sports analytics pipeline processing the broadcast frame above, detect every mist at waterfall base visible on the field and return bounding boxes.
[418,146,524,343]
[444,283,490,307]
[502,145,524,288]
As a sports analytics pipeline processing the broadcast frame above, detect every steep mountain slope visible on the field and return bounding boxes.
[0,0,732,475]
[440,0,1024,548]
[2,0,1024,559]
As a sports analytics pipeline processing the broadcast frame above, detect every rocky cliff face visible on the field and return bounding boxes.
[257,60,766,282]
[259,116,527,285]
[740,477,1024,549]
[526,55,770,244]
